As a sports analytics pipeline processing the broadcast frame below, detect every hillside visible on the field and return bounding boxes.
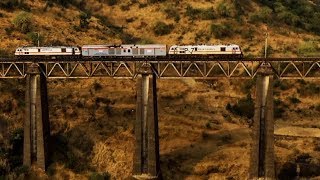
[0,0,320,56]
[0,0,320,179]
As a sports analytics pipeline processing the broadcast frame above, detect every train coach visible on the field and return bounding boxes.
[82,44,167,57]
[15,46,81,56]
[168,44,243,57]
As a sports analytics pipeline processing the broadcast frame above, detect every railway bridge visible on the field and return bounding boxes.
[1,57,320,179]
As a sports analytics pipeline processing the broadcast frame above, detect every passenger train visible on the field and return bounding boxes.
[14,44,243,58]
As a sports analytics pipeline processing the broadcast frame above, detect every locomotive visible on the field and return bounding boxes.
[14,44,243,58]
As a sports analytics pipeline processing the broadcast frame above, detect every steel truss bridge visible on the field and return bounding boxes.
[0,58,320,79]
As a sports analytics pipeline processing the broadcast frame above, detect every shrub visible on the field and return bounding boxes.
[274,99,286,118]
[217,2,231,17]
[148,0,166,3]
[278,162,297,179]
[259,45,273,58]
[200,7,215,20]
[274,80,290,91]
[298,83,320,96]
[186,5,215,20]
[220,134,232,144]
[13,11,33,33]
[89,172,111,180]
[249,7,272,24]
[298,41,319,57]
[93,81,102,91]
[153,21,174,36]
[210,23,232,39]
[240,79,255,94]
[4,26,14,36]
[27,32,45,46]
[79,11,91,29]
[289,96,301,104]
[0,49,10,56]
[164,6,180,22]
[226,94,254,119]
[8,128,24,169]
[106,0,117,6]
[0,0,30,10]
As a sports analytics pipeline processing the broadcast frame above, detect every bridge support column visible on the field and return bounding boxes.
[23,64,50,170]
[133,71,161,180]
[249,65,275,179]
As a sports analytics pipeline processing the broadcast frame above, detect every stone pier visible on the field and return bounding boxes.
[133,70,161,179]
[249,65,275,179]
[23,64,50,170]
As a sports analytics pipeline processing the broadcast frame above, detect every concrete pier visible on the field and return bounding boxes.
[133,71,161,179]
[23,64,50,170]
[249,65,275,179]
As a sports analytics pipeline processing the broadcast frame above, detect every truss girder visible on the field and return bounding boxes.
[0,60,319,79]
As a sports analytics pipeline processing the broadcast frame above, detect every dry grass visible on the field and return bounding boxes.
[1,0,320,179]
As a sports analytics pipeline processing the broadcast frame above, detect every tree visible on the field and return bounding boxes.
[12,11,33,33]
[79,11,91,29]
[27,32,44,46]
[153,21,174,36]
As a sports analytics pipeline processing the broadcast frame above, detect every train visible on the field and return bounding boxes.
[14,44,243,58]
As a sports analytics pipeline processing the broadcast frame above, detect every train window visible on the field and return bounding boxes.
[195,48,198,51]
[221,47,226,51]
[109,49,115,54]
[116,48,121,54]
[124,49,126,53]
[140,48,144,55]
[128,49,131,53]
[62,48,66,52]
[132,48,138,54]
[38,49,40,52]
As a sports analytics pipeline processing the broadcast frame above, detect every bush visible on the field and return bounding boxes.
[226,94,254,119]
[27,32,45,46]
[153,21,174,36]
[8,128,24,170]
[0,0,30,11]
[249,7,272,24]
[186,5,215,20]
[106,0,117,6]
[298,41,319,57]
[210,23,232,39]
[164,6,180,22]
[13,11,33,34]
[89,172,111,180]
[4,26,14,36]
[148,0,166,3]
[217,2,231,17]
[259,45,273,58]
[274,99,286,118]
[298,83,320,96]
[289,96,301,104]
[200,7,215,20]
[79,11,91,29]
[0,49,10,56]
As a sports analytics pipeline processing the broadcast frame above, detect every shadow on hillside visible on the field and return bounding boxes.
[160,128,250,179]
[48,105,135,174]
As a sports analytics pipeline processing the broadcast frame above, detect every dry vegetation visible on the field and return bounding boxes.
[0,0,320,179]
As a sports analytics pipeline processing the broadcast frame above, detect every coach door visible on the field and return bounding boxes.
[72,48,75,55]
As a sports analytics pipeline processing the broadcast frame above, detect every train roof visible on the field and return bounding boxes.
[17,46,79,49]
[170,44,240,46]
[82,44,166,47]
